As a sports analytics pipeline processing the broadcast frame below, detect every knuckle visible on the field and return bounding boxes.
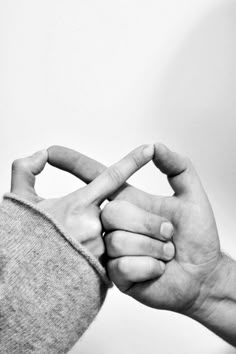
[131,151,142,169]
[107,166,124,185]
[105,231,124,256]
[144,238,156,256]
[11,158,29,172]
[143,213,155,234]
[102,201,116,215]
[101,200,127,229]
[107,259,132,293]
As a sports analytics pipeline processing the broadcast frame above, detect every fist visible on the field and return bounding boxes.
[102,200,175,291]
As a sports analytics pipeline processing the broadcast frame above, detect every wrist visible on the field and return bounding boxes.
[188,253,236,343]
[188,253,231,319]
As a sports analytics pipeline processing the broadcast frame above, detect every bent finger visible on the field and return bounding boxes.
[105,231,175,261]
[102,200,174,241]
[153,143,203,197]
[11,150,48,199]
[107,256,165,292]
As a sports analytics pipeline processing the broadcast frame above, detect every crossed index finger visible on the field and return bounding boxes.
[84,144,154,205]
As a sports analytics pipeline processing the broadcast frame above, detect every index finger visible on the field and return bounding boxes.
[47,145,160,212]
[47,145,106,184]
[85,144,154,205]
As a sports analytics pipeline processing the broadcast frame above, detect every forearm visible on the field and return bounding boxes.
[191,254,236,347]
[0,194,110,353]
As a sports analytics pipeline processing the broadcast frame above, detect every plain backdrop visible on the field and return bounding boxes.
[1,0,236,353]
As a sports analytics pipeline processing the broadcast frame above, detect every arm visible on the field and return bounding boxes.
[0,194,108,353]
[48,145,236,346]
[0,149,110,353]
[100,143,236,347]
[0,144,161,353]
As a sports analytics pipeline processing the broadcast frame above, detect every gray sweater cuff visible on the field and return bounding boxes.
[0,193,110,353]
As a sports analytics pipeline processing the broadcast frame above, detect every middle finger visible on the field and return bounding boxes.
[105,231,175,261]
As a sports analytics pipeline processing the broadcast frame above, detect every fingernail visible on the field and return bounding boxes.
[160,261,165,272]
[143,144,154,158]
[160,222,174,239]
[164,242,175,259]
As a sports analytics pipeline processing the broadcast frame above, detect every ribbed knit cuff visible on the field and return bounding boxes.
[4,193,111,286]
[0,193,111,353]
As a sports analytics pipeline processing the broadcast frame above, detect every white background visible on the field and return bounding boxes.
[1,0,236,353]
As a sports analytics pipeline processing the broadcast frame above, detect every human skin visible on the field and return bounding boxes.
[11,144,174,268]
[48,144,236,347]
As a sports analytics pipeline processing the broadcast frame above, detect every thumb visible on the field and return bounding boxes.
[11,150,48,200]
[153,143,203,197]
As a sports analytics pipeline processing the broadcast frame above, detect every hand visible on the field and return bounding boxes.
[44,144,236,347]
[10,144,155,261]
[102,201,175,290]
[103,143,221,316]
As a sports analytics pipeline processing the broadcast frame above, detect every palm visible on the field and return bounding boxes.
[37,192,102,240]
[121,191,220,313]
[47,144,221,314]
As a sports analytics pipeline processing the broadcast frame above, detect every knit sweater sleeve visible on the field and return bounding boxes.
[0,193,111,354]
